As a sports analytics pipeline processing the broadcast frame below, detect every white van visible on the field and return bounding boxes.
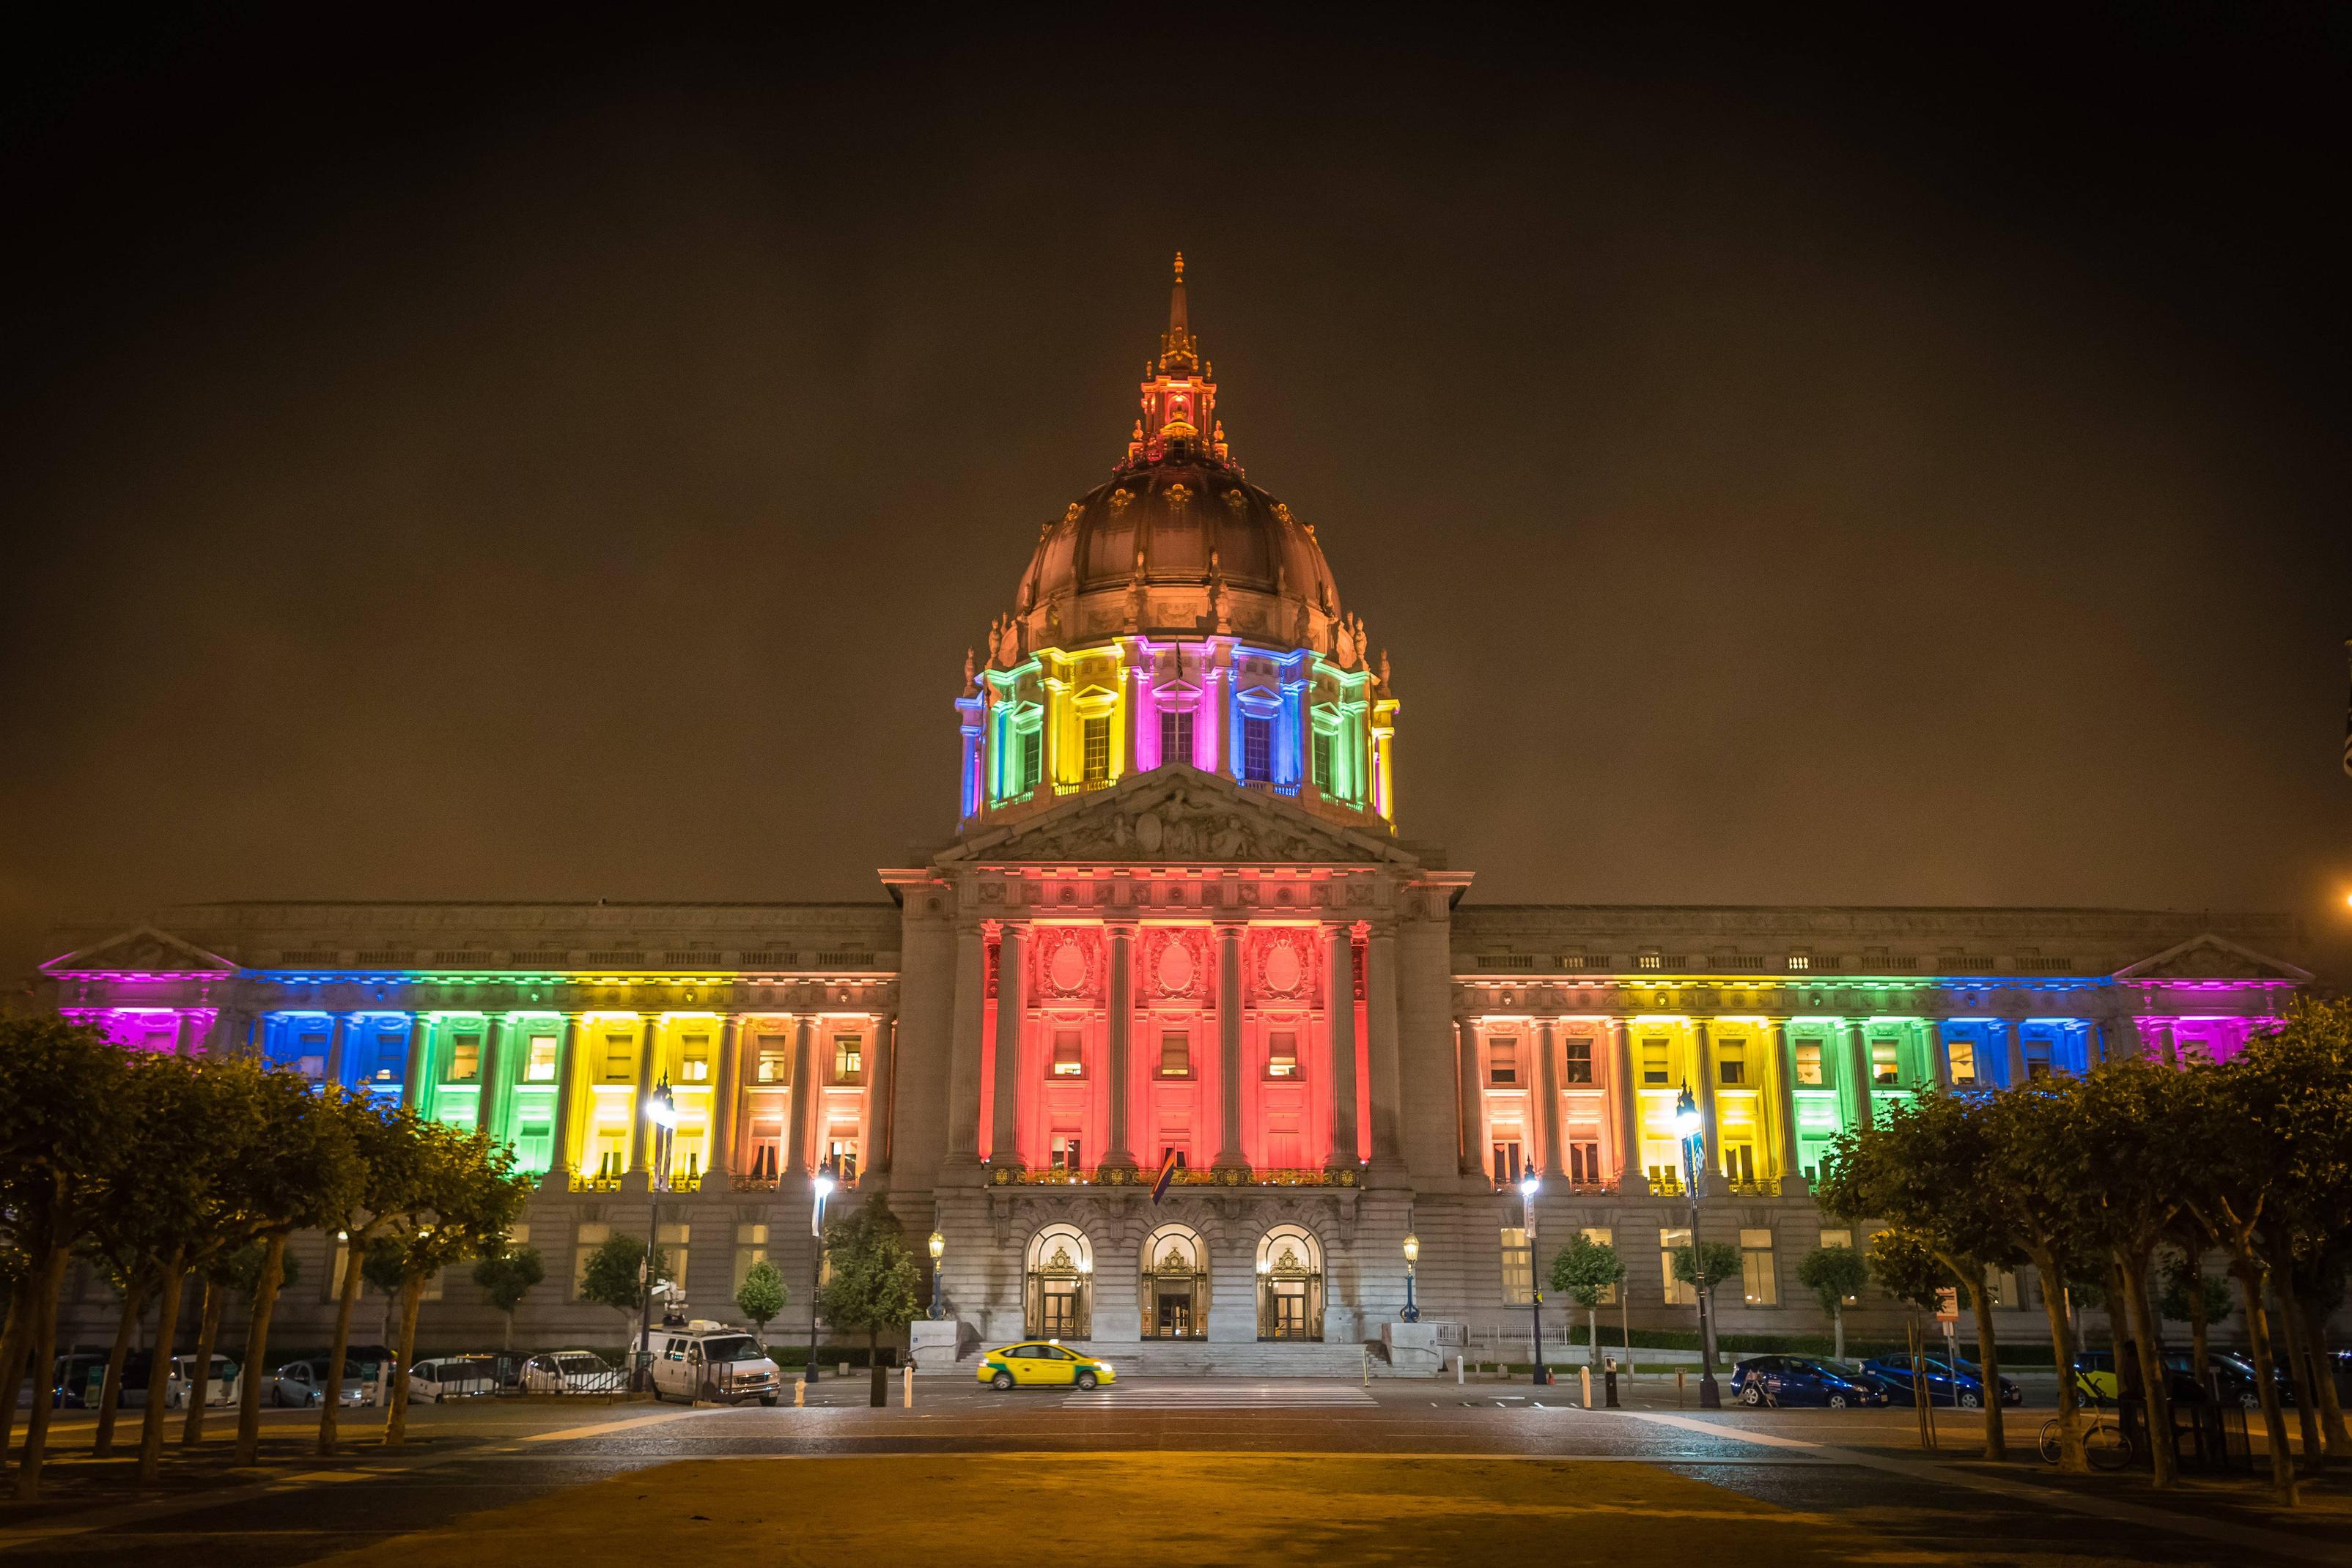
[648,1323,781,1405]
[163,1355,240,1409]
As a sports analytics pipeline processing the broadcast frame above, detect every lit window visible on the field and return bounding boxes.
[602,1034,634,1081]
[1660,1226,1695,1306]
[1160,1145,1189,1170]
[1082,715,1111,784]
[1795,1041,1824,1086]
[1739,1227,1777,1306]
[731,1223,769,1293]
[1871,1041,1899,1084]
[1050,1134,1082,1173]
[1563,1037,1593,1084]
[1052,1030,1084,1077]
[1021,727,1042,794]
[1788,954,1811,972]
[1641,1039,1670,1085]
[1818,1227,1852,1250]
[1500,1227,1533,1305]
[1717,1039,1746,1087]
[657,1221,690,1286]
[1159,1031,1190,1077]
[754,1038,789,1084]
[825,1141,858,1185]
[1947,1040,1977,1085]
[1242,716,1273,783]
[680,1036,710,1082]
[1488,1037,1519,1086]
[450,1035,482,1081]
[526,1037,559,1081]
[833,1035,863,1082]
[1311,729,1334,794]
[1492,1139,1524,1184]
[1567,1140,1601,1185]
[1581,1225,1618,1304]
[1160,706,1194,767]
[1637,953,1663,972]
[1266,1031,1299,1079]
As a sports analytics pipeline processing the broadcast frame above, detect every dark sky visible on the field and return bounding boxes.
[5,4,2348,985]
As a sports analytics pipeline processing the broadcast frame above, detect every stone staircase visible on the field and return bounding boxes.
[926,1337,1422,1378]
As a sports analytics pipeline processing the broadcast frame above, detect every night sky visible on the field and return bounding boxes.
[5,7,2348,987]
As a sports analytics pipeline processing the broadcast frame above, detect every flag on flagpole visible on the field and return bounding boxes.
[1150,1147,1181,1205]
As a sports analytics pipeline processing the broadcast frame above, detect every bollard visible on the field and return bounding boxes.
[1675,1367,1686,1408]
[795,1377,805,1408]
[1455,1355,1464,1386]
[1604,1366,1620,1409]
[1580,1366,1593,1410]
[902,1364,914,1409]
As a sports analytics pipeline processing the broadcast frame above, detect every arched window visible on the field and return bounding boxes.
[1256,1224,1324,1342]
[1023,1224,1093,1339]
[1140,1224,1209,1340]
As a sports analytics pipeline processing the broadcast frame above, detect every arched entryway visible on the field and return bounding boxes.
[1256,1224,1324,1342]
[1024,1224,1093,1339]
[1140,1224,1209,1339]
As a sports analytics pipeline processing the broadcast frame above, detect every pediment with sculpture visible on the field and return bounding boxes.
[2113,933,2312,984]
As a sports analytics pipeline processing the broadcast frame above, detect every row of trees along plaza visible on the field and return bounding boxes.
[1520,999,2352,1506]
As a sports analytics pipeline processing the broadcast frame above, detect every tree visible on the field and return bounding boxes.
[815,1200,922,1407]
[186,1242,297,1449]
[1796,1243,1870,1363]
[580,1234,670,1350]
[734,1260,786,1341]
[474,1248,548,1350]
[1548,1235,1625,1370]
[2159,1227,2230,1393]
[314,1095,431,1455]
[0,1018,136,1499]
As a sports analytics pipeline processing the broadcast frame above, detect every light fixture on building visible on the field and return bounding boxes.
[927,1229,946,1320]
[1401,1232,1420,1324]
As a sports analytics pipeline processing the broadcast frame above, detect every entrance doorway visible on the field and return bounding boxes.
[1022,1224,1093,1340]
[1140,1224,1208,1340]
[1256,1224,1324,1342]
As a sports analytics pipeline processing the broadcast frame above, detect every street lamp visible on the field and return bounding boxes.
[927,1229,947,1321]
[1519,1171,1545,1385]
[1401,1233,1420,1324]
[1674,1080,1721,1410]
[637,1078,677,1391]
[805,1167,836,1386]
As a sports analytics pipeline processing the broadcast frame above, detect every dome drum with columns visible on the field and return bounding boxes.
[956,257,1398,835]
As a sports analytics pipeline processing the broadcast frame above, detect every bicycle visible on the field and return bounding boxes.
[2039,1413,2132,1471]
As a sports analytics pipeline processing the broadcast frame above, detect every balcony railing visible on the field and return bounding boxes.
[988,1165,1358,1188]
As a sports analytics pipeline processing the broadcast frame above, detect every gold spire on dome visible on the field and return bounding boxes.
[1157,251,1201,374]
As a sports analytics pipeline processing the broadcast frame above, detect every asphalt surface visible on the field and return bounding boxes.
[2,1379,2345,1566]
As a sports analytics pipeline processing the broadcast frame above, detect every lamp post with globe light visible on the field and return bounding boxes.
[1519,1171,1546,1384]
[637,1079,678,1391]
[1674,1081,1721,1409]
[927,1229,947,1320]
[805,1168,836,1386]
[1401,1233,1420,1323]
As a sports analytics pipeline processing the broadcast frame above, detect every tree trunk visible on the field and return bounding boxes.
[182,1279,224,1446]
[2120,1251,2177,1490]
[2106,1257,2139,1404]
[94,1275,151,1457]
[235,1233,288,1466]
[2269,1281,2323,1476]
[1588,1307,1600,1371]
[1832,1303,1845,1364]
[136,1251,187,1486]
[2232,1258,2298,1504]
[502,1310,513,1353]
[2033,1250,2087,1473]
[2289,1291,2348,1462]
[319,1229,368,1454]
[1964,1271,2005,1461]
[868,1328,885,1408]
[383,1277,423,1448]
[14,1245,72,1501]
[2186,1266,2211,1391]
[0,1294,26,1460]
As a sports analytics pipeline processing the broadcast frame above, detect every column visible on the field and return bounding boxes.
[1534,1017,1564,1176]
[2002,1018,2029,1084]
[323,1013,351,1090]
[1214,924,1247,1173]
[1768,1020,1801,1190]
[1610,1018,1641,1193]
[403,1016,434,1117]
[479,1013,510,1144]
[1103,924,1137,1172]
[1846,1023,1873,1132]
[707,1017,741,1187]
[1327,925,1360,1170]
[1452,1016,1479,1178]
[864,1013,895,1176]
[1364,927,1404,1171]
[946,923,987,1163]
[1692,1019,1719,1179]
[546,1014,582,1181]
[1925,1016,1950,1091]
[174,1011,200,1057]
[629,1015,662,1174]
[788,1014,818,1174]
[989,924,1025,1170]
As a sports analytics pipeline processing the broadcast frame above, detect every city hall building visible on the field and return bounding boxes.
[40,264,2316,1367]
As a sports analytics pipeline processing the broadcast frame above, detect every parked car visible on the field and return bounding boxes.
[265,1357,372,1408]
[648,1324,783,1405]
[1730,1356,1887,1408]
[163,1354,241,1409]
[977,1341,1116,1390]
[518,1350,625,1394]
[2210,1351,2297,1410]
[406,1356,501,1402]
[1859,1353,2021,1408]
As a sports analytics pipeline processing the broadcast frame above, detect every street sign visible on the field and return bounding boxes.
[1935,1287,1959,1324]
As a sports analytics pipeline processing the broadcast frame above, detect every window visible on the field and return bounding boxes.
[1947,1040,1977,1086]
[1563,1037,1593,1084]
[1160,706,1194,766]
[1739,1227,1778,1306]
[657,1222,690,1290]
[1795,1041,1824,1086]
[1722,1142,1755,1183]
[1989,1268,2024,1309]
[1265,1030,1298,1079]
[1641,1039,1670,1085]
[602,1034,634,1081]
[826,1139,858,1184]
[1717,1038,1746,1087]
[1580,1226,1618,1305]
[2023,1038,2051,1080]
[525,1036,559,1082]
[1488,1037,1519,1087]
[1637,953,1662,972]
[1242,716,1272,782]
[679,1035,710,1081]
[1660,1226,1695,1306]
[573,1221,611,1295]
[1491,1139,1524,1184]
[449,1035,482,1081]
[1311,728,1334,794]
[1500,1227,1533,1305]
[1082,715,1110,784]
[833,1035,864,1082]
[1050,1134,1083,1173]
[1159,1030,1190,1077]
[1788,954,1812,972]
[1566,1140,1601,1186]
[1051,1029,1084,1076]
[1021,727,1042,794]
[754,1037,789,1084]
[1818,1227,1852,1250]
[1871,1040,1899,1084]
[1160,1146,1189,1170]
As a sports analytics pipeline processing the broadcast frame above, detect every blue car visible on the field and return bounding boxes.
[1860,1353,2021,1408]
[1730,1355,1888,1408]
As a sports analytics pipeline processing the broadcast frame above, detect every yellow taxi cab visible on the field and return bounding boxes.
[976,1341,1116,1391]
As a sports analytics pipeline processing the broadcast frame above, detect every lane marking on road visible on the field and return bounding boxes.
[1607,1409,2340,1564]
[523,1407,738,1442]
